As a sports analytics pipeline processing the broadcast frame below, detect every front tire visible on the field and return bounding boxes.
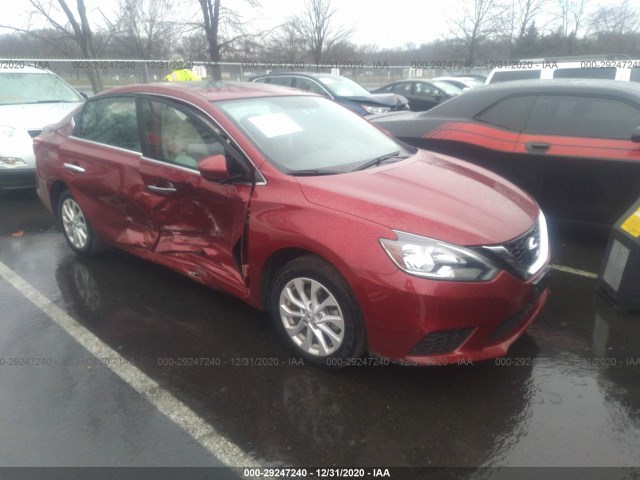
[58,190,101,256]
[270,255,366,368]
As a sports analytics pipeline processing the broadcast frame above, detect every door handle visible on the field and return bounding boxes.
[525,142,551,152]
[147,183,177,194]
[63,162,85,173]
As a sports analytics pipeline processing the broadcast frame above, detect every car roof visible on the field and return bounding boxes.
[387,79,436,84]
[490,59,640,71]
[423,79,640,117]
[0,65,57,74]
[252,72,342,80]
[99,80,311,102]
[432,77,471,81]
[475,78,640,94]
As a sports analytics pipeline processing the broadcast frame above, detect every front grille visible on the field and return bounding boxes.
[28,129,43,138]
[504,223,540,271]
[476,221,543,280]
[488,303,533,343]
[409,327,474,356]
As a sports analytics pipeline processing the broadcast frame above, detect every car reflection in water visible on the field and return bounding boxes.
[491,272,640,467]
[54,252,541,468]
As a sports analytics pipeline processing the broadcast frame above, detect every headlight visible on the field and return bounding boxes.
[362,105,390,115]
[380,231,498,281]
[527,212,549,276]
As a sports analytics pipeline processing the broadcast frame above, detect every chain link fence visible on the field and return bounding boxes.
[1,58,489,94]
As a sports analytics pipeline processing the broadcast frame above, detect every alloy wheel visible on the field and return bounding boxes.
[279,277,345,357]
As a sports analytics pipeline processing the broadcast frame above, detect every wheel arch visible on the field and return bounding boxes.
[259,247,320,311]
[50,180,69,220]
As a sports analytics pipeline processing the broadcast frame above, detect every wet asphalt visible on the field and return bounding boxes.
[0,190,639,478]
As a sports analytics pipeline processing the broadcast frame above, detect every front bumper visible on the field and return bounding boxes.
[349,265,550,365]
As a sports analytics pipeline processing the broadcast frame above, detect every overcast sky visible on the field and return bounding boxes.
[0,0,456,49]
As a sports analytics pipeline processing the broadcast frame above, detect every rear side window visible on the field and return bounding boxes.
[475,96,536,131]
[73,97,140,151]
[525,95,640,140]
[553,67,616,80]
[631,68,640,83]
[258,76,292,87]
[489,70,541,83]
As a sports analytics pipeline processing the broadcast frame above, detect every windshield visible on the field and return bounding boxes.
[431,81,464,95]
[317,76,371,97]
[0,72,83,105]
[216,96,404,174]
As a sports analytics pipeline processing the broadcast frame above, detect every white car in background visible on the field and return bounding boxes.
[432,76,484,91]
[0,65,85,189]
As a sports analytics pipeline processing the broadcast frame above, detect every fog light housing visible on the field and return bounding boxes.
[0,157,27,168]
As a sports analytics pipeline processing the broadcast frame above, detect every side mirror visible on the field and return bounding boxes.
[198,154,229,181]
[632,126,640,143]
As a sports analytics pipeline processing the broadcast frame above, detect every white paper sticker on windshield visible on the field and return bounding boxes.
[248,112,303,138]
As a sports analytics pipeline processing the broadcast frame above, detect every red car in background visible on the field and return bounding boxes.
[35,81,550,367]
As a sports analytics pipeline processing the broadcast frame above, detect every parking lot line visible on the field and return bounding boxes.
[551,264,599,279]
[0,260,259,470]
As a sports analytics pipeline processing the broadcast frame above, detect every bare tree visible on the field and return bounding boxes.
[294,0,353,65]
[449,0,504,64]
[552,0,590,53]
[114,0,176,60]
[0,0,110,92]
[266,18,305,64]
[196,0,260,79]
[587,0,640,54]
[500,0,548,57]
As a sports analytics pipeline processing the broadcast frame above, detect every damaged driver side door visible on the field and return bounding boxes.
[134,96,252,297]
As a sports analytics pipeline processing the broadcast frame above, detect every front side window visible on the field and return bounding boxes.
[216,96,404,174]
[525,95,640,140]
[73,96,140,151]
[140,99,225,169]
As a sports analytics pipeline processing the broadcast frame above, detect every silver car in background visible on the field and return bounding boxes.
[0,65,84,189]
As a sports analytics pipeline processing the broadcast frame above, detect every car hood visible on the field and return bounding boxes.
[295,150,539,246]
[343,94,408,107]
[0,102,82,130]
[368,110,422,122]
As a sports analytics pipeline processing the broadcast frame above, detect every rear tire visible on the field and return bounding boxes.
[270,255,366,368]
[58,190,102,256]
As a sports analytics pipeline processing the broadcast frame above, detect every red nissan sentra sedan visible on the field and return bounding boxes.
[35,81,550,367]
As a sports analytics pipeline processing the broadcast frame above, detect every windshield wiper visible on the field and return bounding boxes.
[352,151,405,172]
[289,169,343,176]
